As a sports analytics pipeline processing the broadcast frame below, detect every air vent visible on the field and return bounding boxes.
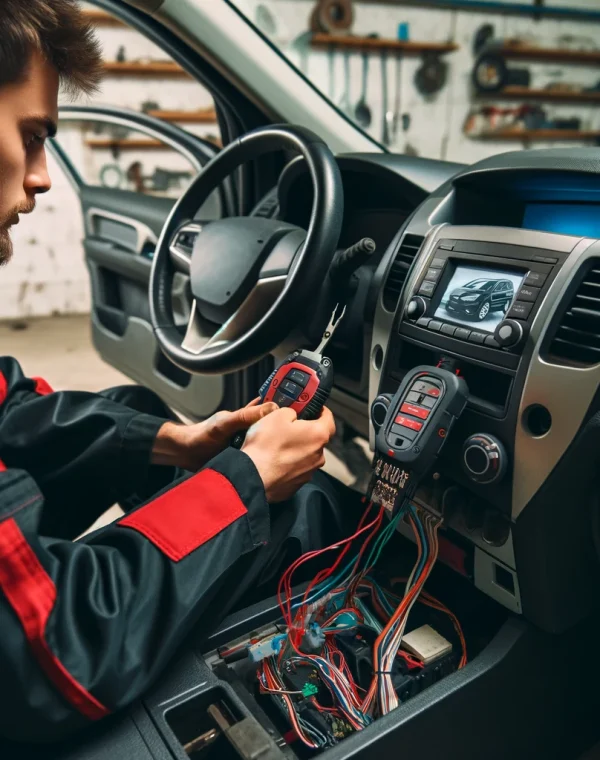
[547,261,600,366]
[382,233,425,312]
[253,192,279,219]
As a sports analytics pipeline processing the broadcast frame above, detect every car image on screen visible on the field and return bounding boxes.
[445,277,514,322]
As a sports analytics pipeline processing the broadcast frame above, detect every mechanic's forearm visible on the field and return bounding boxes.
[0,449,269,743]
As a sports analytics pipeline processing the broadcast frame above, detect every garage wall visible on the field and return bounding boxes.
[5,0,600,319]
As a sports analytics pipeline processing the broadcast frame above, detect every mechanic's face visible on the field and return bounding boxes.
[0,51,57,265]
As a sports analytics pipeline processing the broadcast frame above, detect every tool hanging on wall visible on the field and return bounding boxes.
[310,0,354,34]
[291,30,312,75]
[99,163,125,189]
[381,48,393,146]
[473,23,495,55]
[414,54,448,97]
[472,52,530,92]
[338,49,353,116]
[355,44,373,128]
[391,53,403,143]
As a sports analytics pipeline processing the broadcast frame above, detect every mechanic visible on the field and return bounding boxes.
[0,0,356,745]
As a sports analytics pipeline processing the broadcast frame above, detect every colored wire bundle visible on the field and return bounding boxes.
[256,499,462,745]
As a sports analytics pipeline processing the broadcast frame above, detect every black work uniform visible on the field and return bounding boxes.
[0,357,356,745]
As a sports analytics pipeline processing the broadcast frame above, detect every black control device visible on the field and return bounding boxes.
[374,365,469,478]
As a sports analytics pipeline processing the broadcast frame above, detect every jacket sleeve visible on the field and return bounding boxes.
[0,448,269,743]
[0,356,166,507]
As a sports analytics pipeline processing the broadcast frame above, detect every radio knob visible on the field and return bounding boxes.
[405,297,427,322]
[371,393,393,432]
[463,434,507,485]
[493,319,524,348]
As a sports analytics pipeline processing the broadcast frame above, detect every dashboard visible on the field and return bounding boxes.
[271,147,600,635]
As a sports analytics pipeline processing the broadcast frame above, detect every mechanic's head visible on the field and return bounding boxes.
[0,0,102,264]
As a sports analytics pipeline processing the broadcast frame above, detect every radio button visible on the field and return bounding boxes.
[424,268,442,283]
[441,324,457,336]
[484,336,500,348]
[468,331,486,344]
[524,271,547,287]
[517,285,540,302]
[508,301,533,319]
[421,395,437,409]
[428,320,442,332]
[455,327,471,341]
[431,258,446,268]
[419,280,436,296]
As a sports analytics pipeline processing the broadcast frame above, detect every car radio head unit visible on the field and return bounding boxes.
[433,265,525,333]
[402,238,566,361]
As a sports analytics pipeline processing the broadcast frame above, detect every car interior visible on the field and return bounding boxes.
[40,2,600,759]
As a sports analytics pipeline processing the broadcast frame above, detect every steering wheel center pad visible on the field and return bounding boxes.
[190,218,305,324]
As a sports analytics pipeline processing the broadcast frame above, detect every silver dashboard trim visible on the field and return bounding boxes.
[513,236,598,517]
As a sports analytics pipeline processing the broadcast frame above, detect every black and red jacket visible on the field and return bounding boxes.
[0,357,270,743]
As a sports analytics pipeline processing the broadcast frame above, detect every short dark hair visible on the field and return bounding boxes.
[0,0,103,96]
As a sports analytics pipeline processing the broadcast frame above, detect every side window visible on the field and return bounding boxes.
[55,119,201,198]
[57,3,222,195]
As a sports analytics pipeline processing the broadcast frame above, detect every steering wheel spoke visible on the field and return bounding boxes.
[181,274,287,356]
[169,222,203,275]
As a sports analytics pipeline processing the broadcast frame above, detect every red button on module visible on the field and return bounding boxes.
[395,415,423,432]
[400,403,429,420]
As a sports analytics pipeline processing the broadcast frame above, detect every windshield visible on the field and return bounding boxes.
[229,2,600,163]
[465,280,494,290]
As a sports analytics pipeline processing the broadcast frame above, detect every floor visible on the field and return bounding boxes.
[1,314,356,532]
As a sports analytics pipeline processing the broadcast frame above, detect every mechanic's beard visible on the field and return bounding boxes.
[0,200,36,266]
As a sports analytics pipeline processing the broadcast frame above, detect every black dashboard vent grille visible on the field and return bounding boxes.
[382,233,424,312]
[547,260,600,367]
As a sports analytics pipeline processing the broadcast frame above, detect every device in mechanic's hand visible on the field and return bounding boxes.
[231,305,346,449]
[369,365,469,514]
[260,304,345,418]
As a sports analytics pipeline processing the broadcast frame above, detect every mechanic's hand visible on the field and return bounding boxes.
[153,399,278,471]
[242,407,336,502]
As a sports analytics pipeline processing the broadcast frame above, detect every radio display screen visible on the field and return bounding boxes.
[434,265,525,332]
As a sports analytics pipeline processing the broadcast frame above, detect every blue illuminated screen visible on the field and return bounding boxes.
[523,203,600,238]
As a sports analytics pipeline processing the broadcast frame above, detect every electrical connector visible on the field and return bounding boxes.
[248,634,286,663]
[401,625,452,665]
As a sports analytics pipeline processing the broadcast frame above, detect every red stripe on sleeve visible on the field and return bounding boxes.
[119,469,248,562]
[0,518,109,721]
[0,460,7,472]
[0,372,7,405]
[32,377,54,396]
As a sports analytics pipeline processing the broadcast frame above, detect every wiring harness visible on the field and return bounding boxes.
[254,498,467,749]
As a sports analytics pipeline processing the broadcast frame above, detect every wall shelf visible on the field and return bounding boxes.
[83,9,126,27]
[85,137,221,150]
[102,61,191,78]
[478,86,600,104]
[471,129,600,141]
[311,33,458,55]
[147,109,217,123]
[497,44,600,66]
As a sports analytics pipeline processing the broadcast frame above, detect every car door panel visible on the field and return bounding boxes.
[50,108,236,421]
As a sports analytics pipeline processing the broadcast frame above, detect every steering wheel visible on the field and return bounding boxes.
[149,125,344,375]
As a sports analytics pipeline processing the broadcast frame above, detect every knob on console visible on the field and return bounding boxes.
[463,433,507,484]
[405,297,427,322]
[371,393,393,432]
[493,319,524,348]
